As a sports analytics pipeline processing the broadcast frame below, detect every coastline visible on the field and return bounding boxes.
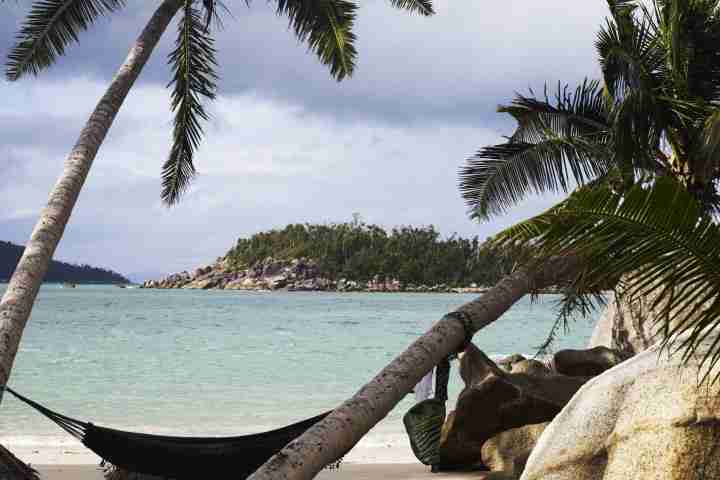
[141,257,497,294]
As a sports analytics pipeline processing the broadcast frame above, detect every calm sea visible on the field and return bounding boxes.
[0,284,597,443]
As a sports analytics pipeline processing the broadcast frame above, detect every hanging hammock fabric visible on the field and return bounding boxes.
[2,386,331,479]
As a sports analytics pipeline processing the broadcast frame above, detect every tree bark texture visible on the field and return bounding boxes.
[0,0,183,401]
[247,255,581,480]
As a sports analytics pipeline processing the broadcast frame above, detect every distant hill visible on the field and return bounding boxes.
[0,240,129,284]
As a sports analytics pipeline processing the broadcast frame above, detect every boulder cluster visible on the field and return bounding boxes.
[438,344,626,477]
[141,256,488,293]
[438,297,720,479]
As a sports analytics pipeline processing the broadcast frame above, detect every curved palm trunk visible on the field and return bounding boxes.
[0,0,183,399]
[0,444,38,480]
[247,256,580,480]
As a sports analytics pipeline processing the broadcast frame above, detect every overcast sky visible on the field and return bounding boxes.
[0,1,608,281]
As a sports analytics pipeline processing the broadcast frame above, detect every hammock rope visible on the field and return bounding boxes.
[3,386,89,441]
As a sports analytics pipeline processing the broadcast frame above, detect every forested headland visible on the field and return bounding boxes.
[226,223,517,287]
[144,222,525,292]
[0,241,129,284]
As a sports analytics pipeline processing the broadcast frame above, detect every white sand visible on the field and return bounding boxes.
[4,429,419,466]
[7,425,494,479]
[35,464,489,480]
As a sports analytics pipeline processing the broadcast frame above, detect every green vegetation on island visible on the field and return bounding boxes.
[225,222,520,288]
[0,241,129,284]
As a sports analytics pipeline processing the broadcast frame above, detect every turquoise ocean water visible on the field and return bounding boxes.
[0,284,598,442]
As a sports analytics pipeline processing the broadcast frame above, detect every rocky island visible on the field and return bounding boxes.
[142,222,521,293]
[142,256,488,293]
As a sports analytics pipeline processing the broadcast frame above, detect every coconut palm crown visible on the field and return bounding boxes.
[459,0,720,379]
[5,0,434,204]
[461,0,720,219]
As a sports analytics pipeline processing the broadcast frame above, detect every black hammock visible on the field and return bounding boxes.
[2,387,332,479]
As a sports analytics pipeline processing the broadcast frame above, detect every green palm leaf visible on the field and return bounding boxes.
[276,0,358,81]
[387,0,434,16]
[6,0,126,81]
[596,7,661,100]
[498,177,720,382]
[459,81,612,220]
[162,0,218,205]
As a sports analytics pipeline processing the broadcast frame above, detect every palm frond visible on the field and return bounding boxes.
[701,109,720,178]
[596,9,662,101]
[498,177,720,383]
[6,0,126,81]
[459,81,612,221]
[503,81,610,143]
[678,1,720,102]
[460,140,607,221]
[534,287,607,357]
[276,0,357,81]
[162,0,218,205]
[200,0,232,31]
[386,0,434,16]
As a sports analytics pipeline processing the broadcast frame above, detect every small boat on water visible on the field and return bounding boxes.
[62,283,77,289]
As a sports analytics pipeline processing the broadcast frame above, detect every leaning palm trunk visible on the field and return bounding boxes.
[0,0,182,463]
[0,0,182,405]
[247,255,580,480]
[0,443,38,480]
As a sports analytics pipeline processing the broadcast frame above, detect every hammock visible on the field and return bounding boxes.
[2,387,332,479]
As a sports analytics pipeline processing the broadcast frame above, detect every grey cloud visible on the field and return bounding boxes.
[1,1,607,278]
[1,1,608,126]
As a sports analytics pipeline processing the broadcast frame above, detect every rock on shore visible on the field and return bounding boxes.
[521,328,720,480]
[140,256,489,293]
[439,344,625,477]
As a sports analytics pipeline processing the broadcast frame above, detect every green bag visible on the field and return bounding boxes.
[402,398,446,465]
[403,357,451,466]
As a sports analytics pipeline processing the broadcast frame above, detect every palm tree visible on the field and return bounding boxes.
[0,0,435,475]
[0,0,436,421]
[461,0,720,219]
[460,0,720,354]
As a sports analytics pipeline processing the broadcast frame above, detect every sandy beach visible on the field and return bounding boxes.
[34,464,488,480]
[9,429,488,479]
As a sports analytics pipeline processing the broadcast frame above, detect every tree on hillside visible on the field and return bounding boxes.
[0,0,435,473]
[247,1,720,478]
[227,222,516,287]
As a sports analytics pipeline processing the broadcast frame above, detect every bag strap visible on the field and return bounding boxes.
[434,357,451,402]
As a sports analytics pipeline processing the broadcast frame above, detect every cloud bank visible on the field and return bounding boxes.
[0,1,606,280]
